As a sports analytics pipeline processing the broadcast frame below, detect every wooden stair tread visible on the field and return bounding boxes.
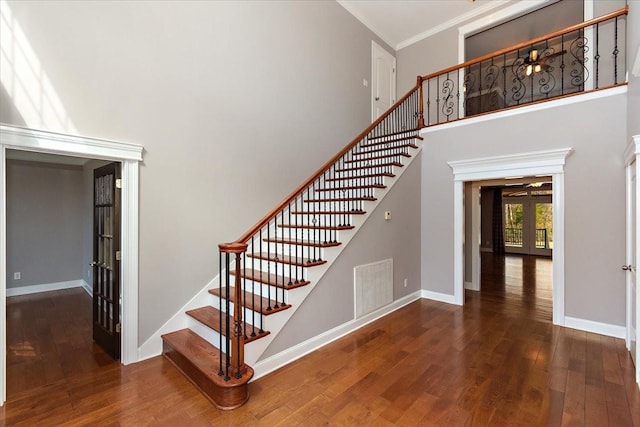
[326,172,394,181]
[361,134,423,147]
[231,268,311,289]
[263,237,341,247]
[335,162,403,172]
[186,306,270,343]
[344,153,411,163]
[353,143,418,156]
[161,329,252,385]
[246,252,327,267]
[316,184,385,191]
[290,210,366,215]
[278,223,355,230]
[161,329,253,409]
[209,287,291,315]
[304,196,376,202]
[368,127,421,140]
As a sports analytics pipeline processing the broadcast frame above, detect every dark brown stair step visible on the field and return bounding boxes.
[304,196,377,202]
[161,328,253,410]
[209,287,291,315]
[278,223,355,231]
[263,237,341,248]
[185,306,270,343]
[315,184,385,191]
[230,268,311,289]
[290,210,366,215]
[368,127,421,140]
[246,252,327,267]
[344,153,411,163]
[361,134,423,147]
[326,172,394,181]
[353,143,418,156]
[335,161,403,172]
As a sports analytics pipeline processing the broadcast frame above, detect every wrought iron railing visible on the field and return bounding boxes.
[217,87,421,380]
[417,6,628,126]
[505,228,550,249]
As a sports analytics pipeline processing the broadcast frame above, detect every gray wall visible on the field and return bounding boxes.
[628,1,640,140]
[421,93,627,326]
[261,154,422,359]
[0,1,394,344]
[6,160,84,288]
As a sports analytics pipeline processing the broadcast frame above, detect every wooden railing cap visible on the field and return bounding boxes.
[219,242,248,253]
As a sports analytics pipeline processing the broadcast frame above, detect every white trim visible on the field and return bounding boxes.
[81,279,92,296]
[420,289,457,305]
[6,279,84,297]
[0,145,5,406]
[397,1,510,51]
[0,124,143,406]
[251,291,422,381]
[422,86,628,135]
[564,316,626,339]
[448,148,573,326]
[453,180,464,305]
[457,0,552,64]
[583,0,594,21]
[0,125,142,161]
[470,182,481,292]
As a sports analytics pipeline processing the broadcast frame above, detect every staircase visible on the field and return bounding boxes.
[161,85,424,409]
[158,4,632,408]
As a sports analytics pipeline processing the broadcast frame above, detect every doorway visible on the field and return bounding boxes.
[0,124,142,405]
[449,147,572,326]
[371,41,396,121]
[502,183,553,256]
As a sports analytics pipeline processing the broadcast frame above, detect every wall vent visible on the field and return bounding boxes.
[354,258,393,318]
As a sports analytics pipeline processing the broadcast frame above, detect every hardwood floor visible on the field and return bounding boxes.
[2,260,639,426]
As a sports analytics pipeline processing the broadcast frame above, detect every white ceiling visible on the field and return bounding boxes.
[337,0,515,51]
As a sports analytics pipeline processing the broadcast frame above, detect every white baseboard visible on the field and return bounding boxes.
[81,279,92,296]
[6,279,85,297]
[251,291,422,381]
[420,289,456,304]
[564,316,626,339]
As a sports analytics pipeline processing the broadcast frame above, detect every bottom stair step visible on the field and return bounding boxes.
[161,329,254,410]
[186,306,270,343]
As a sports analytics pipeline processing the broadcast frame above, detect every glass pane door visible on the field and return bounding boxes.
[504,203,524,250]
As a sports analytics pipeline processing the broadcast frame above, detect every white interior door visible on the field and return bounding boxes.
[371,41,396,120]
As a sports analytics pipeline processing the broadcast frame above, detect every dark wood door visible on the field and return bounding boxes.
[92,162,121,360]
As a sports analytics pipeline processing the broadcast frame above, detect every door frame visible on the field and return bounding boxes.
[0,124,143,405]
[502,192,553,256]
[371,41,396,121]
[624,135,640,386]
[449,147,573,327]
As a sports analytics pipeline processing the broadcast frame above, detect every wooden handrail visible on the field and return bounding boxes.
[421,5,629,81]
[229,84,421,245]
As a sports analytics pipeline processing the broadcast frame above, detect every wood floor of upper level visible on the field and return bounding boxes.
[1,253,639,426]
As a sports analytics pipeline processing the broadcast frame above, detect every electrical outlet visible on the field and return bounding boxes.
[363,79,368,87]
[404,278,408,288]
[14,272,21,280]
[384,211,392,220]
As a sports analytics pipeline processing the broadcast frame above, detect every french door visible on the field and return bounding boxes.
[503,192,552,256]
[92,162,121,359]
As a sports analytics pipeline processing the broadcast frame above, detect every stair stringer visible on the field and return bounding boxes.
[238,141,423,367]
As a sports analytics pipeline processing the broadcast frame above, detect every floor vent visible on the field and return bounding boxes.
[354,258,393,318]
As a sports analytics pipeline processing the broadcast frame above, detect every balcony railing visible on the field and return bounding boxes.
[505,228,550,249]
[416,6,628,127]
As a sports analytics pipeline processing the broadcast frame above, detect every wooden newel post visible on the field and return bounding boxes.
[416,76,425,128]
[219,242,248,378]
